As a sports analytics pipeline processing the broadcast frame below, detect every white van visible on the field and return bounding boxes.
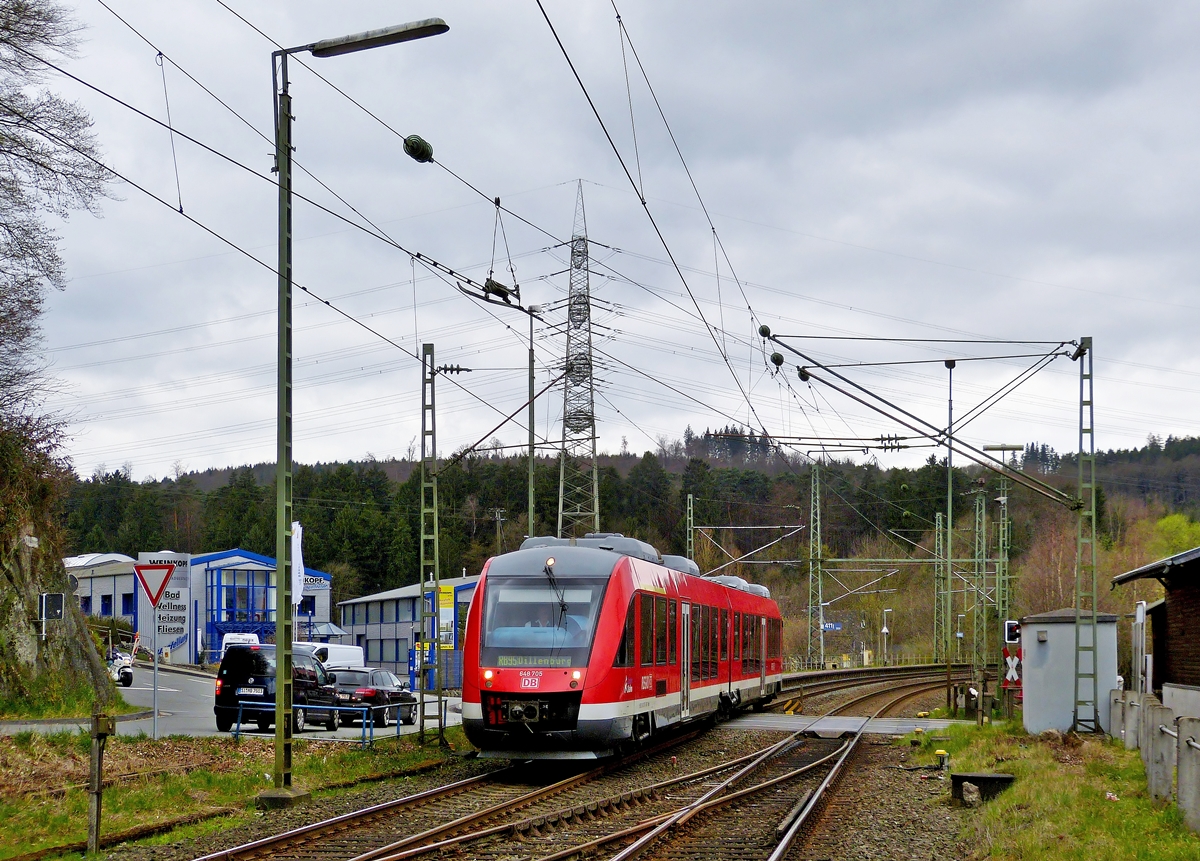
[295,641,364,669]
[219,632,259,660]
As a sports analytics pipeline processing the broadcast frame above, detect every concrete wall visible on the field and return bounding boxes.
[1022,619,1118,734]
[1164,683,1200,719]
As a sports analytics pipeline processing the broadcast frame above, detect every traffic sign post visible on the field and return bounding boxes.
[134,563,175,740]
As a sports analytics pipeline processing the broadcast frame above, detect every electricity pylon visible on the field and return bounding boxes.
[557,182,600,537]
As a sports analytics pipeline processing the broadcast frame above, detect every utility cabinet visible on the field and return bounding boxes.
[1021,607,1118,734]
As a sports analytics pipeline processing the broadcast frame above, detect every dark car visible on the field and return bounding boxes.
[213,643,340,733]
[332,667,416,727]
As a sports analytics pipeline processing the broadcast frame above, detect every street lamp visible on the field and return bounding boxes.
[267,18,448,808]
[881,608,893,666]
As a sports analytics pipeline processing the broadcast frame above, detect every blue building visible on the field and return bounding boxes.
[194,548,333,662]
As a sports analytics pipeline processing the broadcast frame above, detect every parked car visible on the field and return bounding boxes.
[213,643,339,733]
[331,667,416,727]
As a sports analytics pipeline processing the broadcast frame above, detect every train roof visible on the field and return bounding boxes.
[510,535,767,597]
[521,533,661,564]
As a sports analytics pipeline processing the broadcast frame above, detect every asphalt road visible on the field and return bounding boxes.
[1,665,462,740]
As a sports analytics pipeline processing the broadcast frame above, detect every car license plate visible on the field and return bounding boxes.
[236,686,264,696]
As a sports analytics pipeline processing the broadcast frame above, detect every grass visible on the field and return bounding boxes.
[0,725,472,861]
[0,677,143,721]
[903,719,1200,860]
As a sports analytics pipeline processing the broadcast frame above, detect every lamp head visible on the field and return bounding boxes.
[310,18,449,58]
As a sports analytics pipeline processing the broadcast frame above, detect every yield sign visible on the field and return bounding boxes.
[134,563,176,608]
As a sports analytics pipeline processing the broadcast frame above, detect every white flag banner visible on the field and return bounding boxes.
[291,521,305,605]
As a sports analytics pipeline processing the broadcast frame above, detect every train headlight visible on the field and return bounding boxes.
[483,670,494,680]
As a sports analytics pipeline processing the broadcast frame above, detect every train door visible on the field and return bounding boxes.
[680,602,691,718]
[758,617,767,696]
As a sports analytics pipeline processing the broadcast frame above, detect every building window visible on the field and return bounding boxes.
[366,639,382,663]
[382,600,397,623]
[381,640,397,662]
[121,593,134,616]
[298,596,315,615]
[100,595,113,617]
[367,602,380,624]
[354,604,365,625]
[80,596,92,614]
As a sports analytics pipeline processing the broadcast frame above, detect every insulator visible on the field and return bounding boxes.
[770,352,784,368]
[797,366,810,382]
[404,134,434,163]
[758,324,771,338]
[483,277,513,304]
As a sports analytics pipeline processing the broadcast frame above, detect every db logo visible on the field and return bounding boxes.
[521,677,539,688]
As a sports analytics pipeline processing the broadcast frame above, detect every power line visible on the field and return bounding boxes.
[3,94,558,447]
[535,1,769,445]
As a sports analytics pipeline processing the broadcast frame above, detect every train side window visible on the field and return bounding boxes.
[614,595,635,667]
[655,597,668,665]
[640,593,654,667]
[709,606,718,677]
[668,600,678,664]
[690,604,701,682]
[744,615,757,672]
[701,605,711,680]
[719,609,729,662]
[733,612,740,661]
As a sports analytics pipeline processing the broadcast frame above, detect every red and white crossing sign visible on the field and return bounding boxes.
[1001,645,1022,690]
[134,563,176,608]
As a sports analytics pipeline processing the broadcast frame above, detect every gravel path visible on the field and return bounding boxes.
[788,738,969,861]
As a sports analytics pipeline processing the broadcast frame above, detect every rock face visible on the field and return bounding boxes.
[0,429,112,707]
[962,781,982,808]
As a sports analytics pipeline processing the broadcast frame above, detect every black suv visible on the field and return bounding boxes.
[214,643,339,733]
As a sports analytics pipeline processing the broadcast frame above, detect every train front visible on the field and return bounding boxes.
[462,545,624,758]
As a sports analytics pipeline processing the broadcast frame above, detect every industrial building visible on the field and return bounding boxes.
[64,547,333,665]
[338,575,478,683]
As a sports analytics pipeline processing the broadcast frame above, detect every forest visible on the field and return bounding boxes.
[60,432,1200,658]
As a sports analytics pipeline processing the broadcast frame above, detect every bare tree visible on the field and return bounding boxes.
[0,0,110,422]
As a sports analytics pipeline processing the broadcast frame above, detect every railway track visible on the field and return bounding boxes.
[192,666,950,861]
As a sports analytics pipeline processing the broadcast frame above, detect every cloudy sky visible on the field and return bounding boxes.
[37,1,1200,482]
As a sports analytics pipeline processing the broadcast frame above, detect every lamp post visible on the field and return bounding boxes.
[266,18,448,808]
[882,608,892,666]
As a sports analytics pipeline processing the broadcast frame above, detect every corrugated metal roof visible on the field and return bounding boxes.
[1111,545,1200,586]
[63,553,136,568]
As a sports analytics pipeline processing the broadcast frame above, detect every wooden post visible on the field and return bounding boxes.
[88,708,114,854]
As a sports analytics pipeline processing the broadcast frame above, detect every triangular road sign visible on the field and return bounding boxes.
[134,563,176,608]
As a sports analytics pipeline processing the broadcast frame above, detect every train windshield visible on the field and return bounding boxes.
[480,576,609,668]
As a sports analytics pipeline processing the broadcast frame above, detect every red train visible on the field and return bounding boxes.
[462,534,784,758]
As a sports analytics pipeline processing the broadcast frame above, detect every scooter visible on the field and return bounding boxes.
[108,641,135,687]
